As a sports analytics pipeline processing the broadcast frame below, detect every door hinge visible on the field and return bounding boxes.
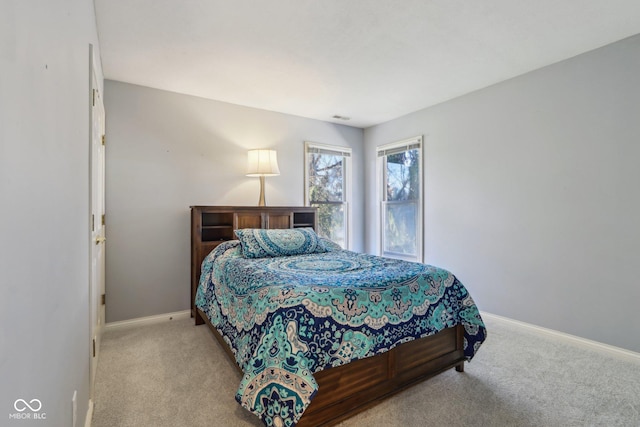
[101,294,106,305]
[91,214,95,231]
[92,339,96,357]
[101,214,105,226]
[92,89,95,106]
[101,134,105,146]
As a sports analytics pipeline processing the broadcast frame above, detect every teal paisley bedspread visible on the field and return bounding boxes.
[195,241,486,426]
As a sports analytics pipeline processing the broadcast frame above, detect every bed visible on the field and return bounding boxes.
[193,227,486,427]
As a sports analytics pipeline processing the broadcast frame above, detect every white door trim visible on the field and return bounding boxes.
[89,43,106,404]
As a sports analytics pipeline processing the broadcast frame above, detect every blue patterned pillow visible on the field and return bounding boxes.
[235,228,328,259]
[319,237,342,251]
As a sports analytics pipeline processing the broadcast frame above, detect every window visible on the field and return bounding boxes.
[377,136,423,262]
[305,142,352,249]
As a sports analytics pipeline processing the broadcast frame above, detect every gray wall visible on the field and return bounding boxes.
[0,1,102,425]
[364,35,640,353]
[104,81,364,322]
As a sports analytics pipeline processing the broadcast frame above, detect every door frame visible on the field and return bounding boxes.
[89,43,106,402]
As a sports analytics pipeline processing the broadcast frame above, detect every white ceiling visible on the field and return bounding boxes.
[95,0,640,128]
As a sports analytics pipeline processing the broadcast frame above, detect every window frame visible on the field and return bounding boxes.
[304,141,352,249]
[376,136,423,262]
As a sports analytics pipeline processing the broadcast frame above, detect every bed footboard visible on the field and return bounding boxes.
[298,323,466,426]
[197,308,465,426]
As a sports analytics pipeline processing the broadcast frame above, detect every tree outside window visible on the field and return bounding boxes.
[378,137,423,262]
[305,143,351,248]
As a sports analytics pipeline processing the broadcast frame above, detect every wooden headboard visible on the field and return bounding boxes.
[190,206,318,324]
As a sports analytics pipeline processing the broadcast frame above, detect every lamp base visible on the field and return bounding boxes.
[258,176,266,206]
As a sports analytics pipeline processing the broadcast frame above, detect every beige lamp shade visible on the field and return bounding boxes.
[246,149,280,177]
[246,149,280,206]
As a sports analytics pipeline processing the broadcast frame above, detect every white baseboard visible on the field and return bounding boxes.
[481,311,640,363]
[105,310,191,331]
[84,399,93,427]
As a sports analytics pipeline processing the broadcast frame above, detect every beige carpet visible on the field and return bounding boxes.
[92,316,640,427]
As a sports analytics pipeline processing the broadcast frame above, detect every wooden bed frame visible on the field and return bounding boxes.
[196,308,464,426]
[190,206,466,426]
